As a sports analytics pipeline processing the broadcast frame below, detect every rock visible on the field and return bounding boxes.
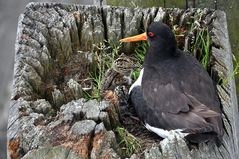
[122,8,143,53]
[13,113,50,154]
[48,120,63,129]
[99,100,111,111]
[159,131,191,159]
[91,131,119,159]
[103,6,123,43]
[99,112,111,130]
[16,98,33,116]
[82,99,101,121]
[8,96,120,158]
[79,6,105,51]
[22,146,81,159]
[142,7,158,29]
[94,122,106,134]
[154,8,167,22]
[93,0,107,6]
[60,99,85,122]
[67,79,83,100]
[71,120,96,136]
[129,154,139,159]
[144,145,162,159]
[33,99,52,114]
[52,88,65,108]
[58,98,119,128]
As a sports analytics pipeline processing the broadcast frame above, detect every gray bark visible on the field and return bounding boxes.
[8,3,238,159]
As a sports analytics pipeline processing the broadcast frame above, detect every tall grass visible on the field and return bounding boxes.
[115,127,141,156]
[131,41,149,81]
[221,55,239,85]
[83,41,121,100]
[134,41,149,64]
[187,27,211,69]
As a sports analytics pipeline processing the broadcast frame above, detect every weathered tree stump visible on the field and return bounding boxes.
[8,2,239,159]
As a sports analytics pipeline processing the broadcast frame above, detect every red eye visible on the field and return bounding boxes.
[148,32,154,37]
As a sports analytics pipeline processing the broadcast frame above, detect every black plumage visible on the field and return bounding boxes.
[128,22,223,143]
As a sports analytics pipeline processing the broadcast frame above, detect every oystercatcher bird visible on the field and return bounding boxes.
[120,21,223,143]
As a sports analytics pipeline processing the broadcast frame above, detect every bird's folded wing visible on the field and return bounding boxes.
[161,111,215,132]
[185,93,220,118]
[142,78,220,130]
[142,79,220,118]
[142,79,190,114]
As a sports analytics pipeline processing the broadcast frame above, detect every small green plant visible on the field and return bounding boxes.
[115,127,141,156]
[83,41,122,100]
[182,12,211,70]
[134,41,149,65]
[90,70,103,100]
[131,41,149,81]
[220,55,239,86]
[189,28,211,69]
[199,28,210,69]
[131,69,140,81]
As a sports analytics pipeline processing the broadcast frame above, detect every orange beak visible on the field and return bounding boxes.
[120,32,147,42]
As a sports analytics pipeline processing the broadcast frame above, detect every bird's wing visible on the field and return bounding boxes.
[142,73,190,114]
[180,53,221,111]
[142,69,220,130]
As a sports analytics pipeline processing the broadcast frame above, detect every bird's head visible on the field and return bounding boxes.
[120,21,177,54]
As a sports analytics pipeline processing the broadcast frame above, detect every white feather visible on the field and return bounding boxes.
[129,68,144,94]
[145,123,170,138]
[145,123,188,138]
